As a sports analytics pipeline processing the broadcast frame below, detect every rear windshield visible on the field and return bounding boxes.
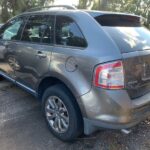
[95,15,150,53]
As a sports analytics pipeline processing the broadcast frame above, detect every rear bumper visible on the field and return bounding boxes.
[78,87,150,135]
[83,104,150,134]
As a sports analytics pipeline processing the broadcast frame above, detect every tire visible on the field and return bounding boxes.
[42,84,83,142]
[0,75,5,81]
[0,76,4,81]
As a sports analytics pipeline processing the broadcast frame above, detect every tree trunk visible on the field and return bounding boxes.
[1,0,10,22]
[100,0,108,10]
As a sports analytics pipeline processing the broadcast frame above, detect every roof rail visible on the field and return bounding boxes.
[25,5,77,12]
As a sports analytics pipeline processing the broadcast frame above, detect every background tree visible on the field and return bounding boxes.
[0,0,149,28]
[78,0,93,9]
[0,0,54,22]
[106,0,150,27]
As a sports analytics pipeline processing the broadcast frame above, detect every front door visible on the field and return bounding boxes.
[0,16,25,80]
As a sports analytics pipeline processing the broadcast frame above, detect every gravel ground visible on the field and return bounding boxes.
[0,80,150,150]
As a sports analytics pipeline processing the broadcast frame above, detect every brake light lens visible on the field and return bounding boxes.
[94,61,124,89]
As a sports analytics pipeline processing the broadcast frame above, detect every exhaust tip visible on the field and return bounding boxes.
[121,129,132,134]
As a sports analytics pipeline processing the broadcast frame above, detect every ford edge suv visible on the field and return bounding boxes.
[0,5,150,141]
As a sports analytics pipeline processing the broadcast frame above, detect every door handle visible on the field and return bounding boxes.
[36,51,47,58]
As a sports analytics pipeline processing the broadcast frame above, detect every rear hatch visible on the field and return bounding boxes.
[95,14,150,99]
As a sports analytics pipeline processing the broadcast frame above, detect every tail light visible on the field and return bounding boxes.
[93,61,124,89]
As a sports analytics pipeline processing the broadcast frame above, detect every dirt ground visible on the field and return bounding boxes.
[0,80,150,150]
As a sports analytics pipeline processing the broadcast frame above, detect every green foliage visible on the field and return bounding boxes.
[77,0,150,28]
[0,0,149,28]
[0,0,54,22]
[106,0,150,28]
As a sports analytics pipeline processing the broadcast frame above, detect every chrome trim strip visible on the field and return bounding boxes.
[0,71,15,82]
[16,81,36,94]
[0,71,36,95]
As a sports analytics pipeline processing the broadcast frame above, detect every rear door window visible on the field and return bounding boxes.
[95,15,150,53]
[21,15,54,44]
[55,16,87,48]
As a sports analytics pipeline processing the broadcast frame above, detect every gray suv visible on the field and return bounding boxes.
[0,5,150,142]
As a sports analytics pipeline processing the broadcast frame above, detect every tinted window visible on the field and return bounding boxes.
[103,27,150,53]
[0,17,24,40]
[21,15,54,44]
[55,16,87,48]
[95,15,141,27]
[95,15,150,53]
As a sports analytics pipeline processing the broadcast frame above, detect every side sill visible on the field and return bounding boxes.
[0,71,15,82]
[16,81,37,97]
[0,71,37,97]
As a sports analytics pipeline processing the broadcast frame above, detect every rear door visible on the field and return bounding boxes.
[15,14,55,92]
[95,14,150,99]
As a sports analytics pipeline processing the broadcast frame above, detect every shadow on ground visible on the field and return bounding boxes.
[0,80,150,150]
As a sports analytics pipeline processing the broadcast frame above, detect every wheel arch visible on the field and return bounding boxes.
[37,75,78,100]
[36,75,86,116]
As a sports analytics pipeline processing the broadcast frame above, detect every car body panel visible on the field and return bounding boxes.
[14,42,53,90]
[0,8,150,135]
[0,40,16,79]
[123,50,150,99]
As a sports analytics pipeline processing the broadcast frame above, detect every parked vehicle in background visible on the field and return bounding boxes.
[0,5,150,142]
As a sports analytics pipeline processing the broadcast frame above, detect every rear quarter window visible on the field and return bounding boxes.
[55,16,87,48]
